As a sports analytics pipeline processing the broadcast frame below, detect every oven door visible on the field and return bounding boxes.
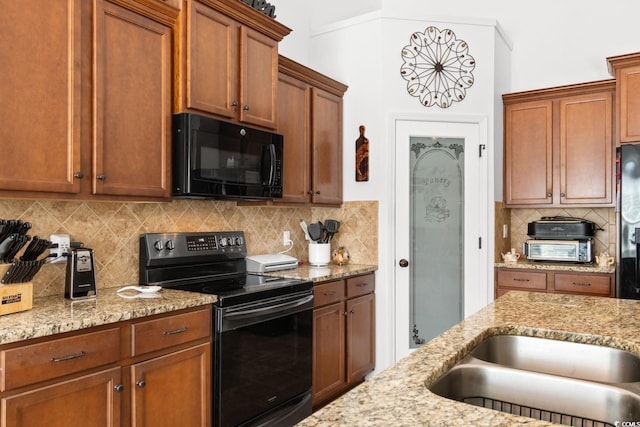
[214,290,313,427]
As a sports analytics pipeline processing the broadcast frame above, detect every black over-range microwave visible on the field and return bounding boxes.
[172,113,283,200]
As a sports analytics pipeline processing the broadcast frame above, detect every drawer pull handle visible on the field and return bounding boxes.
[324,291,336,296]
[513,278,530,282]
[573,282,591,287]
[51,351,86,363]
[163,327,188,335]
[355,283,368,287]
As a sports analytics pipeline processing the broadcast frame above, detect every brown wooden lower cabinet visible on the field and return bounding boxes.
[312,273,375,409]
[495,267,615,298]
[0,305,211,427]
[2,368,122,427]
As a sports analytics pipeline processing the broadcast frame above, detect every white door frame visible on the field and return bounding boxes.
[389,113,492,362]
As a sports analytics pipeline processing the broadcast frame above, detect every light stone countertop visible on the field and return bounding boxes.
[0,287,217,345]
[263,263,377,282]
[298,291,640,427]
[0,265,376,346]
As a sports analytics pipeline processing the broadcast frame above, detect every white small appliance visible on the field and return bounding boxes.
[245,253,298,272]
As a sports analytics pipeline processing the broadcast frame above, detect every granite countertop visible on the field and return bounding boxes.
[299,291,640,426]
[495,259,615,274]
[0,287,217,346]
[0,264,376,346]
[263,263,377,282]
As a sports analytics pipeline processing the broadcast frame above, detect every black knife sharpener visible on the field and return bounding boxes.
[65,248,97,300]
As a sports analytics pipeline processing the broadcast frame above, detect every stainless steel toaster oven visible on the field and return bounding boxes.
[523,239,593,263]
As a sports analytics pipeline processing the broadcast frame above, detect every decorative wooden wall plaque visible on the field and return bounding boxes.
[356,125,369,181]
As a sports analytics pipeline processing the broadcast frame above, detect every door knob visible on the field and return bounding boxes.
[399,259,409,267]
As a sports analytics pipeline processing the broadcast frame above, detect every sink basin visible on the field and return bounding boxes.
[471,334,640,383]
[428,335,640,426]
[430,361,640,426]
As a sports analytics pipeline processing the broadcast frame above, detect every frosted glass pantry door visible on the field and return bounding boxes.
[394,118,488,359]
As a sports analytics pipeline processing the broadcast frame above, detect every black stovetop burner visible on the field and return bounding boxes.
[139,231,311,306]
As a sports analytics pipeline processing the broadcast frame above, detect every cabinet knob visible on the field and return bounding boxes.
[399,259,409,267]
[560,193,566,197]
[97,174,106,181]
[315,191,320,195]
[74,172,84,179]
[307,190,313,195]
[114,384,124,393]
[546,193,552,197]
[242,105,250,111]
[231,101,238,107]
[136,380,146,389]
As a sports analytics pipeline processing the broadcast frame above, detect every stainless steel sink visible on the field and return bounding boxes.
[471,334,640,383]
[428,335,640,426]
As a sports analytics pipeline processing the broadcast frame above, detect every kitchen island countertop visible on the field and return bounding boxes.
[298,291,640,426]
[0,287,217,346]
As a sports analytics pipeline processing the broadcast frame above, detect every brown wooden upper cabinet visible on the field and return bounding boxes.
[0,0,178,201]
[608,52,640,143]
[503,80,615,207]
[176,0,291,130]
[277,56,348,205]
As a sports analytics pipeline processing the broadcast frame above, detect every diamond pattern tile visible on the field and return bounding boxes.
[0,199,378,298]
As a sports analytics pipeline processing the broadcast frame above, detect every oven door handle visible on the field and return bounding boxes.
[224,294,313,319]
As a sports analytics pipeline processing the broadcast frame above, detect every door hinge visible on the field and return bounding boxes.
[479,144,486,158]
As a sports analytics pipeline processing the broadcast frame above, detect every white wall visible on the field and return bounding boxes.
[273,0,640,373]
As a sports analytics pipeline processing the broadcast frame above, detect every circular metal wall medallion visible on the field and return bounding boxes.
[400,26,476,108]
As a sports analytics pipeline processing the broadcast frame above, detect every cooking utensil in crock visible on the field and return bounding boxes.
[324,219,341,242]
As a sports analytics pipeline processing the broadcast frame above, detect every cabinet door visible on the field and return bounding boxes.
[186,1,238,118]
[0,0,82,194]
[618,64,640,143]
[93,0,172,198]
[130,344,210,427]
[504,100,553,205]
[312,302,346,406]
[2,368,121,427]
[345,293,375,385]
[240,26,278,129]
[559,91,613,205]
[311,88,343,205]
[277,73,311,203]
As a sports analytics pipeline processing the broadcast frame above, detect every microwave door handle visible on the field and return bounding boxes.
[261,144,276,185]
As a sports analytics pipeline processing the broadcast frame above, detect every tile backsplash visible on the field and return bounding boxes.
[0,199,378,297]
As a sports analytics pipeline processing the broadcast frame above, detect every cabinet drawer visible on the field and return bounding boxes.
[1,328,120,391]
[496,269,547,290]
[314,281,345,307]
[131,308,211,357]
[554,273,612,296]
[346,274,375,298]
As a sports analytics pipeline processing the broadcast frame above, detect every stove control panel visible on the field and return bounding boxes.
[140,231,246,265]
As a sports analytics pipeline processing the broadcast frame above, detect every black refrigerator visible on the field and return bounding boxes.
[618,144,640,299]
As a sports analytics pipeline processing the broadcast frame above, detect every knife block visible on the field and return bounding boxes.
[0,264,33,315]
